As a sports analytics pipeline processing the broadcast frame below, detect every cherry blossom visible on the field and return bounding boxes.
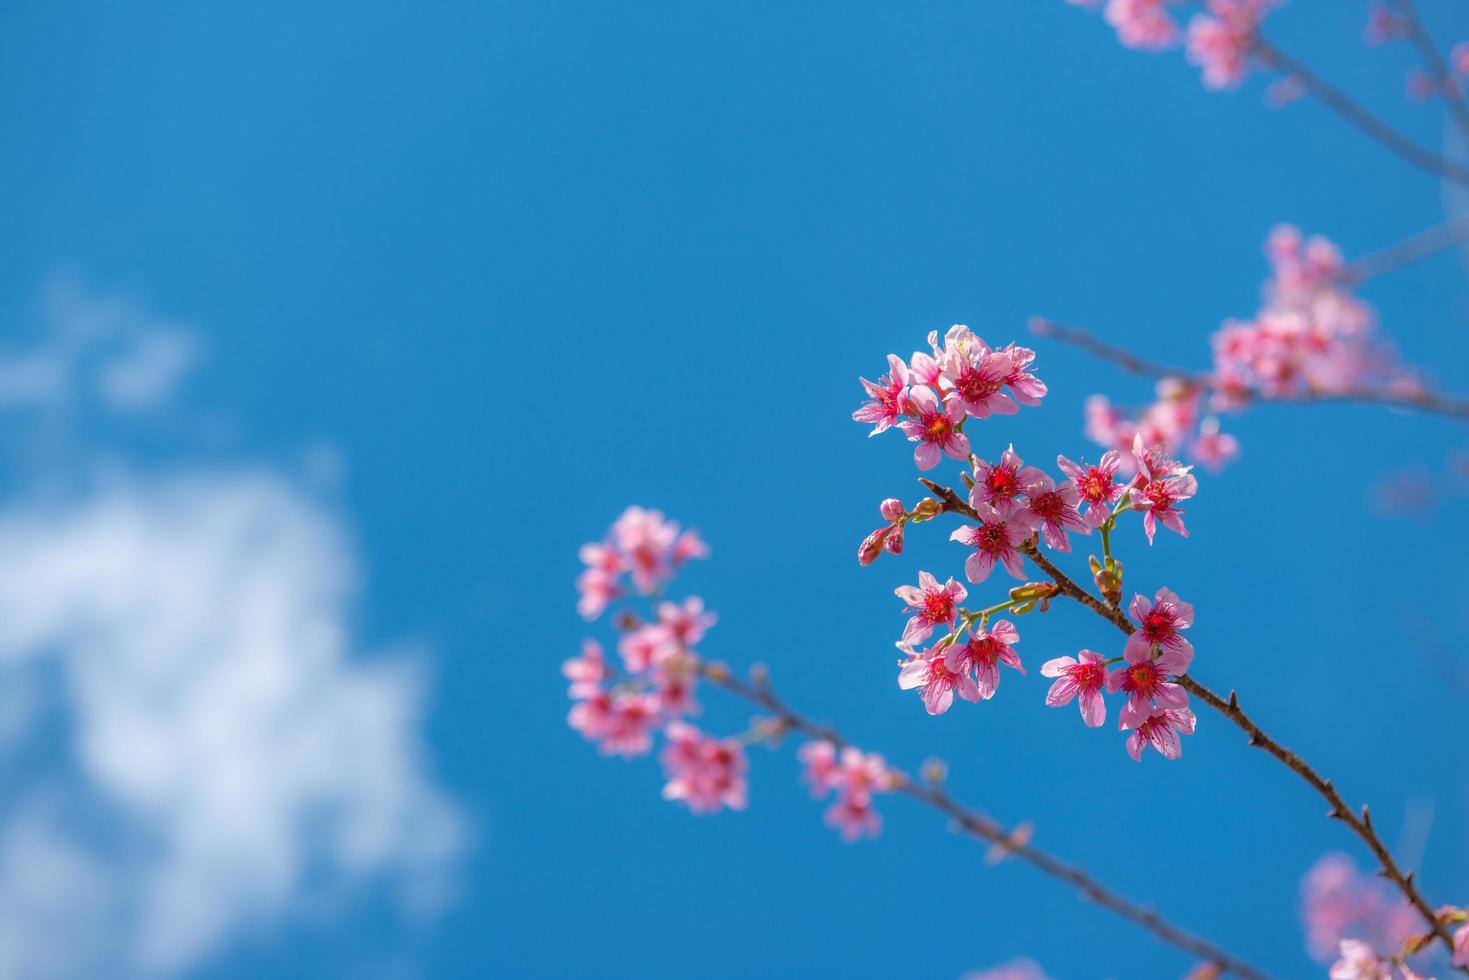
[660,722,748,813]
[1107,638,1190,723]
[1125,587,1195,665]
[1186,0,1271,90]
[899,644,981,714]
[853,353,911,436]
[895,571,967,644]
[1299,853,1419,964]
[1328,939,1389,980]
[950,499,1035,582]
[1131,434,1198,544]
[1122,703,1197,761]
[972,445,1044,507]
[898,385,970,470]
[1023,472,1089,552]
[1057,450,1125,526]
[1040,650,1109,727]
[946,619,1025,700]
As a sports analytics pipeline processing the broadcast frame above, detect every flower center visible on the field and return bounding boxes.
[1030,491,1063,519]
[985,466,1018,498]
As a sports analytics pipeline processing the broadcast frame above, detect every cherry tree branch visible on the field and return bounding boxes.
[696,661,1273,979]
[1389,0,1469,145]
[1342,216,1469,283]
[1254,32,1469,189]
[916,476,1461,966]
[1028,318,1469,420]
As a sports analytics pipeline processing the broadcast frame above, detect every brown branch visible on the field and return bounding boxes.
[918,481,1460,964]
[698,661,1273,980]
[1342,216,1469,283]
[1254,32,1469,189]
[1028,318,1469,421]
[1390,0,1469,145]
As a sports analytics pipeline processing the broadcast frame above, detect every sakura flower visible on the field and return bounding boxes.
[1328,940,1389,980]
[824,791,882,841]
[798,740,839,797]
[599,691,662,757]
[972,445,1044,506]
[1366,4,1408,46]
[1124,587,1195,667]
[998,343,1048,406]
[950,499,1035,583]
[1107,640,1190,723]
[1454,41,1469,76]
[1131,434,1198,544]
[1023,472,1089,552]
[568,688,614,743]
[672,529,710,564]
[1103,0,1180,51]
[899,646,981,714]
[611,506,681,591]
[943,346,1019,419]
[831,746,897,798]
[945,619,1024,700]
[1121,703,1196,761]
[853,353,911,436]
[1187,0,1269,90]
[657,595,717,646]
[858,525,898,565]
[1189,417,1240,472]
[618,623,674,673]
[1057,450,1124,527]
[894,571,968,644]
[660,722,748,813]
[1040,649,1109,727]
[897,385,970,470]
[651,646,701,717]
[1455,921,1468,967]
[575,567,620,620]
[1300,853,1418,964]
[563,638,608,698]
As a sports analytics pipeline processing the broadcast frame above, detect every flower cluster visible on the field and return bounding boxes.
[1300,853,1420,965]
[853,325,1045,471]
[1064,0,1276,90]
[798,740,899,841]
[575,505,709,619]
[1083,225,1427,474]
[569,508,908,840]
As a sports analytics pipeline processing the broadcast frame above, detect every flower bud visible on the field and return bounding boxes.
[883,525,904,555]
[912,497,943,521]
[920,758,948,785]
[879,498,906,522]
[858,527,891,566]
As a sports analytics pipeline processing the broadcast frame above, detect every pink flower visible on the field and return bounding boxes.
[1106,639,1190,724]
[660,722,748,813]
[1103,0,1180,51]
[899,646,981,714]
[950,499,1035,583]
[853,354,911,436]
[1454,921,1469,967]
[998,343,1048,406]
[943,347,1019,419]
[618,623,674,673]
[1187,0,1269,90]
[897,385,970,470]
[894,571,968,644]
[568,688,614,743]
[1453,41,1469,76]
[831,746,897,798]
[1365,4,1408,46]
[672,530,710,564]
[1131,434,1197,544]
[1300,853,1419,964]
[575,567,621,620]
[599,692,662,757]
[1328,940,1389,980]
[1023,472,1089,552]
[946,620,1024,699]
[1040,650,1109,727]
[562,639,608,698]
[657,596,717,647]
[1189,418,1239,472]
[972,445,1044,506]
[1122,703,1196,761]
[1057,450,1124,527]
[824,791,882,841]
[1125,587,1195,667]
[798,740,838,797]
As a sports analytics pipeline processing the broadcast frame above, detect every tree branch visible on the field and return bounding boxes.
[698,661,1273,979]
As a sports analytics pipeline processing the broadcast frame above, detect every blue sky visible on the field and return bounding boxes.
[2,2,1467,978]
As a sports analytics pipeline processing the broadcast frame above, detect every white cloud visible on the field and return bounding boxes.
[0,275,199,415]
[0,469,463,979]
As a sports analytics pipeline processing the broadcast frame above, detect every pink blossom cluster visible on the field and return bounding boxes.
[1301,853,1421,966]
[1064,0,1276,89]
[576,505,709,619]
[1084,225,1426,474]
[798,740,899,841]
[853,325,1046,471]
[660,721,749,813]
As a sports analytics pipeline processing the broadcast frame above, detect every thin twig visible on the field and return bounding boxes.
[698,662,1273,980]
[1028,318,1469,420]
[1390,0,1469,145]
[918,478,1462,966]
[1255,32,1469,189]
[1343,216,1469,282]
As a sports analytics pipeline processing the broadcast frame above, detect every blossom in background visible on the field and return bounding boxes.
[1299,853,1418,964]
[1187,0,1271,90]
[802,742,898,841]
[1040,650,1109,727]
[660,722,748,814]
[576,505,709,619]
